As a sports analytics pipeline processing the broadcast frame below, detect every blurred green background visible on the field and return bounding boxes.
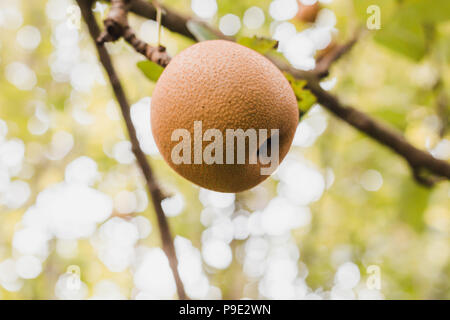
[0,0,449,300]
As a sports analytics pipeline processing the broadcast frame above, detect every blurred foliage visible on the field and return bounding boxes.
[0,0,449,300]
[186,20,220,41]
[137,60,164,82]
[353,0,450,61]
[237,36,278,54]
[284,73,317,116]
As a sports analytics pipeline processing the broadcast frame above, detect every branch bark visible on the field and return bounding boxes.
[98,0,171,66]
[111,0,449,186]
[129,0,196,40]
[313,32,360,78]
[307,80,450,185]
[76,0,187,299]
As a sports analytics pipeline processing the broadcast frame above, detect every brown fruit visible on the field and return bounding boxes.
[151,40,298,193]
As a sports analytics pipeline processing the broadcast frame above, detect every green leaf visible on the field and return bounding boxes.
[352,0,398,23]
[296,89,317,115]
[237,36,278,55]
[353,0,450,25]
[186,20,219,41]
[371,108,407,131]
[398,179,431,232]
[374,14,427,61]
[405,0,450,24]
[436,32,450,64]
[137,60,164,82]
[284,73,317,117]
[371,0,450,61]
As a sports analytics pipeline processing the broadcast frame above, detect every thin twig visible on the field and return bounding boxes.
[432,77,449,138]
[122,27,171,66]
[113,0,450,186]
[98,0,171,67]
[153,0,162,47]
[76,0,186,299]
[307,80,450,184]
[313,32,361,78]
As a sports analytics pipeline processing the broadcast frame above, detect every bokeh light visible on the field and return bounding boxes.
[0,0,448,301]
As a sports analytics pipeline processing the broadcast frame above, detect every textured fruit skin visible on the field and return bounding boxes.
[151,40,298,193]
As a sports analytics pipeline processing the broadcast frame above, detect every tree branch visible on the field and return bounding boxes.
[76,0,187,299]
[313,32,360,78]
[98,0,171,66]
[307,80,450,184]
[129,0,197,40]
[103,0,221,41]
[113,0,450,186]
[433,76,449,137]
